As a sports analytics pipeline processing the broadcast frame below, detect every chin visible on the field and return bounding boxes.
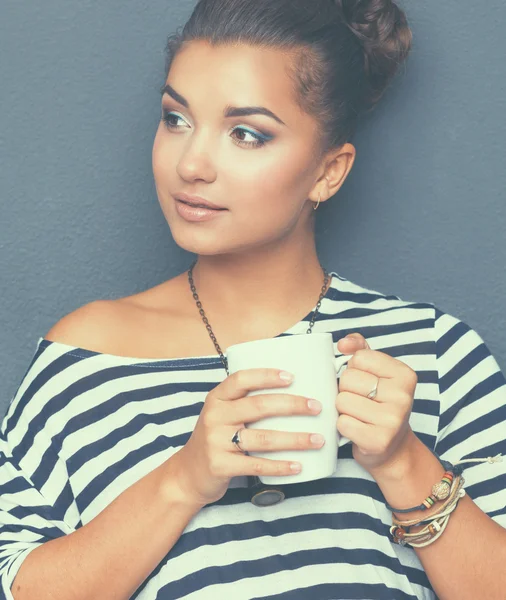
[167,226,232,256]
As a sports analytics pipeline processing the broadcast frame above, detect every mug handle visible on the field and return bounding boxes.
[336,357,352,446]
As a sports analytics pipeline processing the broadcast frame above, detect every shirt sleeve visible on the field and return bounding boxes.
[433,307,506,528]
[0,349,80,600]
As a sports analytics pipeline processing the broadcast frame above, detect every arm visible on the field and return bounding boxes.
[1,304,203,600]
[11,451,201,600]
[371,308,506,600]
[372,432,506,600]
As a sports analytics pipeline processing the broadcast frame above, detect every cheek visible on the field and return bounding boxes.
[232,149,309,216]
[152,130,168,182]
[152,131,178,224]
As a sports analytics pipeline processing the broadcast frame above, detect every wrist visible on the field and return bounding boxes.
[157,450,207,513]
[368,429,424,482]
[370,432,446,519]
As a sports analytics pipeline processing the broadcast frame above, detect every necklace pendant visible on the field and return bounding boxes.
[248,476,285,506]
[251,488,286,506]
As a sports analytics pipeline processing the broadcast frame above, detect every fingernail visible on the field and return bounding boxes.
[279,371,294,382]
[290,463,302,472]
[310,434,325,445]
[307,399,322,412]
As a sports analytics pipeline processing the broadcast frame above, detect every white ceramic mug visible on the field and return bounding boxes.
[226,332,350,485]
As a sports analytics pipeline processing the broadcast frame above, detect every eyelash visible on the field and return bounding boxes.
[160,109,271,149]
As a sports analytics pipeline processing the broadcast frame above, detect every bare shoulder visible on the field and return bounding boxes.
[42,273,202,358]
[43,299,123,349]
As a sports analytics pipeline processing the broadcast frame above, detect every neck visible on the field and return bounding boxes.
[186,244,329,335]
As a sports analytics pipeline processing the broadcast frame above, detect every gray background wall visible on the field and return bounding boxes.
[1,1,505,410]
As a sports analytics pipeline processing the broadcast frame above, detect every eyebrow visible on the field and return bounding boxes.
[160,83,286,127]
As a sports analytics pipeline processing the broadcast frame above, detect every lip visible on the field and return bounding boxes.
[174,192,227,210]
[175,199,227,222]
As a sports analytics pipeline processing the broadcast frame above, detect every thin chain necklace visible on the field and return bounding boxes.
[187,258,331,375]
[187,259,331,506]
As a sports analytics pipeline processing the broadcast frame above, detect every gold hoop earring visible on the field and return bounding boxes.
[314,192,321,211]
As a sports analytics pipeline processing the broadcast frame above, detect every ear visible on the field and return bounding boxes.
[309,143,356,205]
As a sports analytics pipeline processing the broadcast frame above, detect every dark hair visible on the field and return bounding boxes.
[162,0,412,155]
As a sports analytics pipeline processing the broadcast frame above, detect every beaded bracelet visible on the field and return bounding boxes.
[395,488,465,548]
[386,469,456,514]
[385,452,502,514]
[411,487,466,548]
[390,476,466,547]
[391,475,463,537]
[392,488,466,547]
[388,453,503,548]
[392,474,464,529]
[390,477,465,545]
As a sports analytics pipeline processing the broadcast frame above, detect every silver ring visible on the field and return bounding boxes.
[231,428,247,453]
[367,379,379,400]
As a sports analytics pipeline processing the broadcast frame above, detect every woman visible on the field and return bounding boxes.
[1,0,505,599]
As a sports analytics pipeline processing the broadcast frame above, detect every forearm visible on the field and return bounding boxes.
[11,450,202,600]
[371,433,506,600]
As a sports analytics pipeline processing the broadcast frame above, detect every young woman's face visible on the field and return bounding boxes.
[152,41,328,257]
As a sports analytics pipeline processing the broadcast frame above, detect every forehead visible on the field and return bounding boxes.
[167,41,307,122]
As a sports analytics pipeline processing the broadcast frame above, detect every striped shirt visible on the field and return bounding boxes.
[1,271,505,600]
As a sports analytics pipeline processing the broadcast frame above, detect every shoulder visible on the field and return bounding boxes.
[42,274,190,355]
[43,299,124,350]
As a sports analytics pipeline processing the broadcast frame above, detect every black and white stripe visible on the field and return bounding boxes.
[1,272,505,599]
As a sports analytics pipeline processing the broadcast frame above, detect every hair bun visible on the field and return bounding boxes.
[334,0,412,109]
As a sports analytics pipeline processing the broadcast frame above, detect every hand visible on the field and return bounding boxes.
[170,369,325,507]
[336,333,419,476]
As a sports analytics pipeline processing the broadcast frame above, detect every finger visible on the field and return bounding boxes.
[337,414,405,456]
[223,392,322,426]
[336,391,383,424]
[337,414,379,452]
[339,370,409,406]
[346,349,418,394]
[218,453,304,479]
[338,367,381,401]
[337,333,370,353]
[336,391,407,429]
[213,368,295,402]
[229,427,326,453]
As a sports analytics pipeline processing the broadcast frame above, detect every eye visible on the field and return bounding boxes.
[161,111,187,130]
[160,109,272,149]
[230,126,270,149]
